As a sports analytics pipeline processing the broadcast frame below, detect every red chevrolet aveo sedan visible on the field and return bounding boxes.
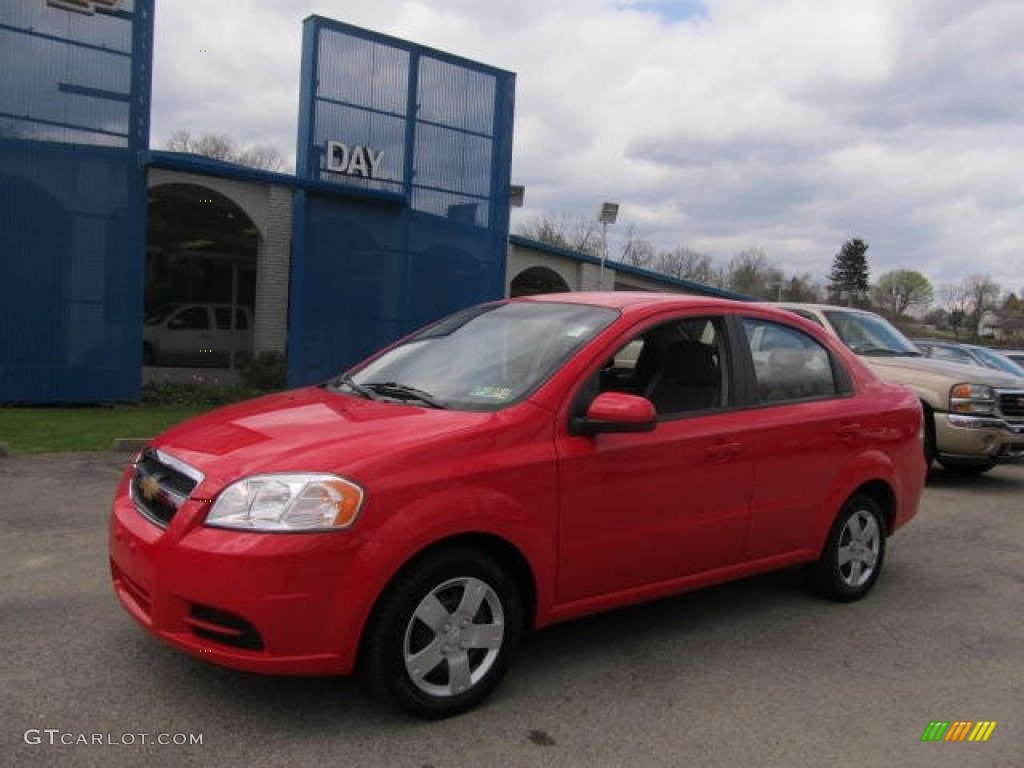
[110,293,925,718]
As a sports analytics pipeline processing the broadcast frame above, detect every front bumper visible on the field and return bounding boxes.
[108,472,373,675]
[936,413,1024,462]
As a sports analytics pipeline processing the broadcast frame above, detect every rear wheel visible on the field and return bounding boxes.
[805,494,886,602]
[359,547,522,719]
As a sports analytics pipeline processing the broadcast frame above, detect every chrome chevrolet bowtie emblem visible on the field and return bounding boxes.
[139,473,163,501]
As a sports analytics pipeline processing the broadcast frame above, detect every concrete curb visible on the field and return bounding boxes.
[113,438,150,453]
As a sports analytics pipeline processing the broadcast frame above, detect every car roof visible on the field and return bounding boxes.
[517,291,752,312]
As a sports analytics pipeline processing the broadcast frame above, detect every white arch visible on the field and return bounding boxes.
[147,168,268,241]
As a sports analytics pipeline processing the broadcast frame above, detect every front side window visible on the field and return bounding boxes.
[743,318,839,403]
[597,316,726,417]
[335,301,618,411]
[171,307,209,330]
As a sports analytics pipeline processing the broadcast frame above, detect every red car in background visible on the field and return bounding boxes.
[110,293,925,718]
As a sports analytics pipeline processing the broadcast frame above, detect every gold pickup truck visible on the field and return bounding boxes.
[774,303,1024,475]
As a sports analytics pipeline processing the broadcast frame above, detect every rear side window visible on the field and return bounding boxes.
[742,318,840,404]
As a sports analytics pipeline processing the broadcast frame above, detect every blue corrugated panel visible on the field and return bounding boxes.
[289,17,515,385]
[0,0,151,402]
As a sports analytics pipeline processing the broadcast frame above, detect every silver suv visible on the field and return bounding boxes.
[774,303,1024,475]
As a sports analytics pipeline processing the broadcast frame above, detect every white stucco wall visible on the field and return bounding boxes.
[506,239,702,296]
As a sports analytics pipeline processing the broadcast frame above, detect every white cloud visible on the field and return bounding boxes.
[150,0,1024,294]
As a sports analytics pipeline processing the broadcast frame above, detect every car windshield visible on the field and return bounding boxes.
[332,301,618,411]
[969,346,1024,376]
[823,310,921,356]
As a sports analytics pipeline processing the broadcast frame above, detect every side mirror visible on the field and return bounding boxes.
[571,392,657,436]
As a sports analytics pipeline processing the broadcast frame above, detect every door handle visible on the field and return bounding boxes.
[836,423,861,442]
[706,441,743,462]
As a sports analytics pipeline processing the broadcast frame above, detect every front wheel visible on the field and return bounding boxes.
[359,547,523,719]
[805,494,887,602]
[937,459,996,476]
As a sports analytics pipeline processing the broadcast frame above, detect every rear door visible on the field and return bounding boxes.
[736,315,862,560]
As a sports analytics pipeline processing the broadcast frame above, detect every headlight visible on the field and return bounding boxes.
[206,474,364,532]
[949,383,995,415]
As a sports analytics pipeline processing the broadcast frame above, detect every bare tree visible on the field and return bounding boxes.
[780,274,823,303]
[963,274,1002,341]
[999,293,1024,342]
[618,225,656,268]
[939,282,972,341]
[164,130,289,172]
[655,246,713,282]
[516,213,602,257]
[726,249,784,299]
[236,144,288,172]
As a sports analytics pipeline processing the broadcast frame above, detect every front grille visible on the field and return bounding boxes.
[185,604,264,651]
[998,391,1024,419]
[130,449,201,528]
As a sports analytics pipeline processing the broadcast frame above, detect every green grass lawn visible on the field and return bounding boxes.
[0,407,203,454]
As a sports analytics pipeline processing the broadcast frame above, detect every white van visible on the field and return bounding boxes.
[143,304,253,366]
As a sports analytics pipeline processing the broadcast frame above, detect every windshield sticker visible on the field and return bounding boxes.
[566,325,590,338]
[469,386,512,400]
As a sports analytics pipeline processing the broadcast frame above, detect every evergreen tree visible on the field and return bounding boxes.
[828,238,870,305]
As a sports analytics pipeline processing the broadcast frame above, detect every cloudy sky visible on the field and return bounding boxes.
[150,0,1024,294]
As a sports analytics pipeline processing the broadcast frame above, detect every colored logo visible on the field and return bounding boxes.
[920,721,997,743]
[47,0,120,16]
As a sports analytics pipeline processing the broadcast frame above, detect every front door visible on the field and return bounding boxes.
[554,315,754,604]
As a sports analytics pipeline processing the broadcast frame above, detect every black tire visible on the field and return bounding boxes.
[922,404,936,468]
[359,547,523,719]
[937,459,996,476]
[805,494,887,602]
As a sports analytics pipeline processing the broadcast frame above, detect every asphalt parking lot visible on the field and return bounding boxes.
[2,452,1021,768]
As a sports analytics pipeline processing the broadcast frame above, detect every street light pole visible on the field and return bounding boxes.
[597,202,619,291]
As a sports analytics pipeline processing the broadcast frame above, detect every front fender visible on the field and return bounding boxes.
[325,485,556,673]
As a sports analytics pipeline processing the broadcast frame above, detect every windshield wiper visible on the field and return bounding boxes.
[363,381,448,409]
[331,374,378,400]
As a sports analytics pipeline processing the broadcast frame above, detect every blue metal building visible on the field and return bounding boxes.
[0,4,515,401]
[0,0,153,402]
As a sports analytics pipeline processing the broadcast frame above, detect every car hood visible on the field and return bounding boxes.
[864,355,1024,387]
[149,386,496,489]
